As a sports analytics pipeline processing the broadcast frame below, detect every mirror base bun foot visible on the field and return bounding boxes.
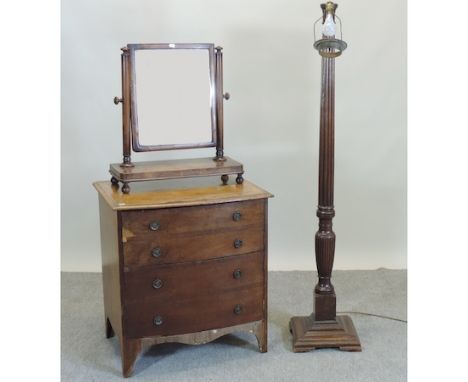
[221,174,229,185]
[111,177,119,188]
[236,173,244,185]
[122,182,130,194]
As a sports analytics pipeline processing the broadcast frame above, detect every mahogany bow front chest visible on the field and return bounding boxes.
[94,179,272,377]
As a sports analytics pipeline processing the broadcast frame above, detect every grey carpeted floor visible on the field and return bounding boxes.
[61,270,406,381]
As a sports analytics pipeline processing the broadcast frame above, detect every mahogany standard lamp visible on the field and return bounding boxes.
[289,2,361,352]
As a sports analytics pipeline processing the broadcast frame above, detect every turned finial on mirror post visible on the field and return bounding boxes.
[289,1,361,353]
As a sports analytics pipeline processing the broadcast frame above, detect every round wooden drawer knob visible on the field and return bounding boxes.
[153,315,163,326]
[234,239,243,249]
[232,211,242,221]
[233,269,242,279]
[149,221,160,231]
[233,304,243,315]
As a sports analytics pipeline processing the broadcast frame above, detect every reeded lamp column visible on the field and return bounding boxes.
[289,1,361,352]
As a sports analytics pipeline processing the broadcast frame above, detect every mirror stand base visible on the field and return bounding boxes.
[109,157,244,193]
[289,314,361,353]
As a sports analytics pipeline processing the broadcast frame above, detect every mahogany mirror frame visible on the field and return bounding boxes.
[111,43,242,194]
[116,43,227,166]
[128,43,217,152]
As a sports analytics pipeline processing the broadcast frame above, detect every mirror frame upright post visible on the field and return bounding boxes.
[113,46,133,169]
[111,47,133,193]
[214,46,226,162]
[289,1,361,352]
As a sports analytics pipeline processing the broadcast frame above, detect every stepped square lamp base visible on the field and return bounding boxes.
[289,314,361,353]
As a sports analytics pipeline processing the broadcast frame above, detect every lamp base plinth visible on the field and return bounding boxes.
[314,292,336,321]
[289,314,361,353]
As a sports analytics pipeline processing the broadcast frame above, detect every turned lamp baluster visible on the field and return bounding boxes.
[314,45,337,320]
[289,1,361,352]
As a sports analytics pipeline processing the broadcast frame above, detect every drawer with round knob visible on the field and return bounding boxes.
[124,251,264,302]
[122,225,264,269]
[124,283,264,339]
[120,199,264,240]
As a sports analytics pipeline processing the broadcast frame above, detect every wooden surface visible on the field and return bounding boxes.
[121,199,264,237]
[125,284,264,339]
[123,227,264,270]
[95,179,271,377]
[124,251,264,302]
[289,314,361,352]
[98,195,124,341]
[120,47,132,165]
[314,54,337,314]
[261,198,269,353]
[94,178,272,211]
[126,44,218,153]
[214,46,225,159]
[109,157,243,182]
[139,320,264,347]
[121,199,265,269]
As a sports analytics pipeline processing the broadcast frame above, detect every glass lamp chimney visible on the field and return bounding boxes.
[323,13,336,37]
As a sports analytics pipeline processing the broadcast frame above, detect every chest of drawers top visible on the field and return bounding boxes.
[94,178,272,212]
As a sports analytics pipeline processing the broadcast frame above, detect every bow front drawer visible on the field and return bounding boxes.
[124,283,264,339]
[121,199,264,236]
[124,251,264,302]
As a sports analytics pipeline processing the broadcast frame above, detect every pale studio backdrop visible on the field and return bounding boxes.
[61,0,406,271]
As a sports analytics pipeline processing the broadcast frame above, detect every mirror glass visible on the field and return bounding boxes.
[132,47,214,149]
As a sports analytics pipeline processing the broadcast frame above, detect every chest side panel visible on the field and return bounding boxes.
[99,195,124,337]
